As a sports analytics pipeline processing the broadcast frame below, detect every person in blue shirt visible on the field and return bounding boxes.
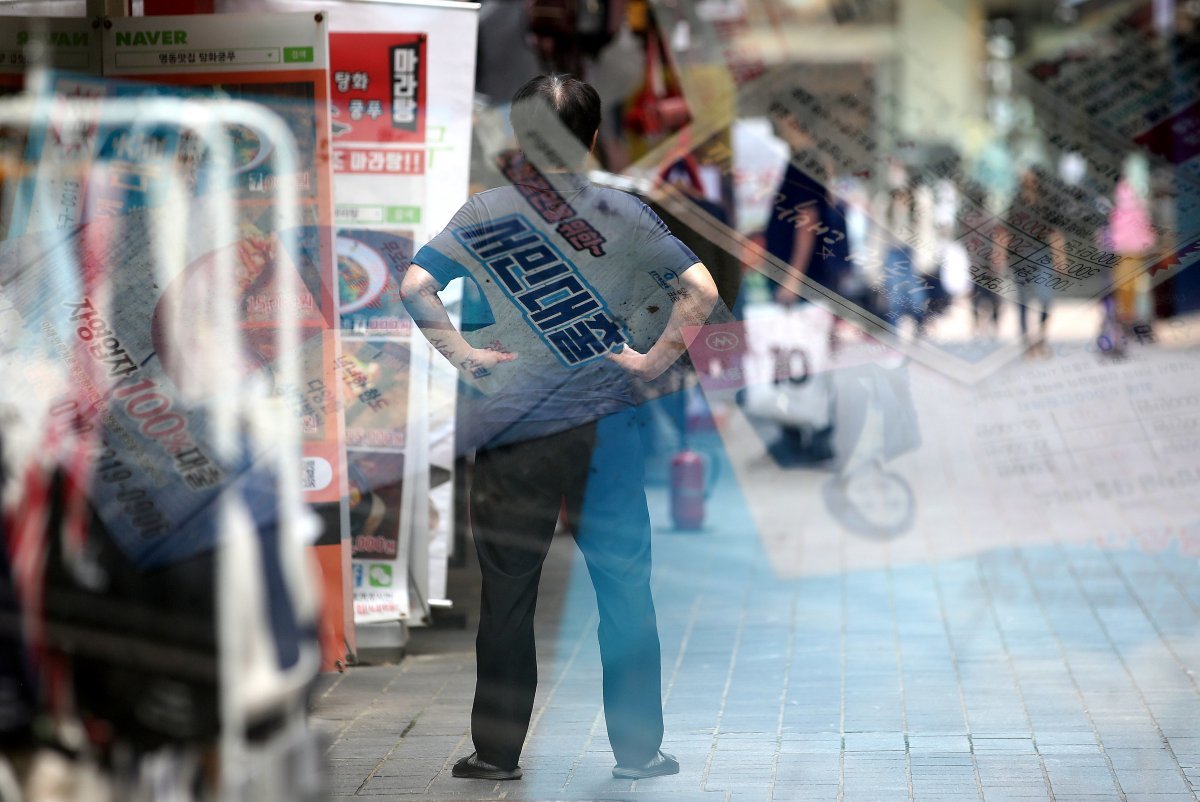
[402,74,718,782]
[755,108,848,466]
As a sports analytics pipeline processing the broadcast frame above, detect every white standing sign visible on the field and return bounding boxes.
[220,0,479,626]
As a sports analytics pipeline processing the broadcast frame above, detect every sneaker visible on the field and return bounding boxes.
[767,436,834,468]
[612,750,680,779]
[451,752,522,781]
[806,425,836,462]
[766,437,803,467]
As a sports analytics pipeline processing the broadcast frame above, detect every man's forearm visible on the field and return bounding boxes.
[648,289,715,361]
[636,264,719,379]
[400,267,495,379]
[401,274,465,355]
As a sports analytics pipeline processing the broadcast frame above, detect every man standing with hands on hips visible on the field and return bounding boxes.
[401,74,719,781]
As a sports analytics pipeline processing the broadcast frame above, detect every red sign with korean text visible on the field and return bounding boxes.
[329,32,426,157]
[332,147,425,175]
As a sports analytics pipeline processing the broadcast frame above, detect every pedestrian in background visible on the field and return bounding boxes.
[1003,167,1065,356]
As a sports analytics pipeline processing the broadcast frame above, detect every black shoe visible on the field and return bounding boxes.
[806,426,835,462]
[767,436,834,468]
[766,437,803,467]
[452,752,522,780]
[612,750,680,779]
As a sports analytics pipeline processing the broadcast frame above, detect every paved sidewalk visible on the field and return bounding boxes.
[312,337,1200,802]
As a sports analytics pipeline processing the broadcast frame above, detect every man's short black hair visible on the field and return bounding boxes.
[511,74,601,165]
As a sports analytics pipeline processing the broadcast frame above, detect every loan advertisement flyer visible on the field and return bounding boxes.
[0,12,354,668]
[99,11,352,667]
[687,322,1200,579]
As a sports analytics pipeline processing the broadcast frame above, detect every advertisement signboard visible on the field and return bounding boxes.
[328,2,476,626]
[0,17,100,78]
[93,12,352,667]
[223,0,479,626]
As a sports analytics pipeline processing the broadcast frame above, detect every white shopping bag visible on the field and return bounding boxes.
[940,241,972,298]
[740,302,835,429]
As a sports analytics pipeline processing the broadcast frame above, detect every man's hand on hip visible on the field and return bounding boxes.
[604,344,657,382]
[456,346,517,381]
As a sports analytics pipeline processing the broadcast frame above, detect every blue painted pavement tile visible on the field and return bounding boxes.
[1043,769,1123,796]
[980,790,1052,802]
[1164,733,1200,748]
[973,737,1037,752]
[769,786,840,802]
[1037,744,1105,755]
[778,742,842,755]
[842,786,910,800]
[1112,769,1193,794]
[1104,748,1183,771]
[842,732,906,751]
[1033,731,1100,746]
[773,763,840,783]
[910,774,981,786]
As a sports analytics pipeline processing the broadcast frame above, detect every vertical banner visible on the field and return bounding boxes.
[323,1,478,627]
[213,0,479,629]
[329,33,427,249]
[99,12,353,669]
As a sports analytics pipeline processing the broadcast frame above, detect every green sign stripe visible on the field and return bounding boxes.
[335,205,421,225]
[283,46,313,63]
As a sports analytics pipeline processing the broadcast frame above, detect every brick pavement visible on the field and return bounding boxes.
[312,335,1200,802]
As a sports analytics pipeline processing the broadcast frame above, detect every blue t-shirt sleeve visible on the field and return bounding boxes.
[412,243,467,287]
[412,198,477,287]
[411,197,497,330]
[638,202,700,275]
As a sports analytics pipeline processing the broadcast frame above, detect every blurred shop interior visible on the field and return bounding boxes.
[0,0,1199,799]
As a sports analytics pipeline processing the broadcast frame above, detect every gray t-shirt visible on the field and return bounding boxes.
[413,166,699,447]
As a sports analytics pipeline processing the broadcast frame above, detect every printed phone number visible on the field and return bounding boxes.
[64,297,223,492]
[48,399,171,540]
